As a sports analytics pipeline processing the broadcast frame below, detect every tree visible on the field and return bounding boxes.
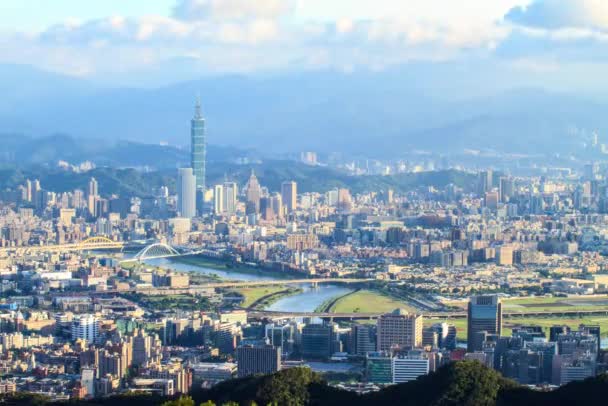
[162,395,195,406]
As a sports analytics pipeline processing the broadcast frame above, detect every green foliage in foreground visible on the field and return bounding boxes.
[4,362,608,406]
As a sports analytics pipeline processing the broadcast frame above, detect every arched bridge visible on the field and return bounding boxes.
[0,238,200,260]
[131,243,181,261]
[0,236,125,255]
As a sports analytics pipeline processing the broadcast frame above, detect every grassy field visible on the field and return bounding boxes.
[504,295,608,313]
[428,316,608,341]
[445,295,608,313]
[174,256,298,280]
[329,290,416,314]
[234,286,291,308]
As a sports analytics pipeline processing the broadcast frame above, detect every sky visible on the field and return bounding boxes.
[2,0,608,89]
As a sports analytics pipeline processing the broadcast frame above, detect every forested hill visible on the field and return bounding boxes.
[0,163,475,198]
[3,361,608,406]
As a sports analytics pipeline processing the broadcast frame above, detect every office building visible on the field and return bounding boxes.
[392,352,430,384]
[265,324,294,356]
[177,168,196,219]
[499,177,514,203]
[301,323,337,359]
[246,170,262,213]
[223,182,238,215]
[236,345,281,378]
[281,181,297,213]
[365,352,392,384]
[467,295,502,352]
[478,170,493,195]
[377,309,423,352]
[191,98,206,193]
[214,184,224,214]
[351,324,376,356]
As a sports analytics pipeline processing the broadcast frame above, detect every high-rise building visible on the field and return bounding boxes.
[88,177,99,197]
[177,168,196,219]
[301,323,337,359]
[236,345,281,378]
[71,315,99,343]
[246,170,262,213]
[377,309,423,351]
[351,324,376,356]
[214,184,224,214]
[499,177,514,203]
[281,181,297,213]
[467,295,502,352]
[88,177,99,217]
[366,352,393,384]
[191,98,206,193]
[478,170,493,196]
[223,182,238,215]
[270,192,283,218]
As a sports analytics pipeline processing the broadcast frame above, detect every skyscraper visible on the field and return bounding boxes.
[88,177,98,197]
[223,182,238,215]
[214,184,224,214]
[467,295,502,352]
[177,168,196,219]
[281,181,297,214]
[191,97,206,193]
[246,170,262,213]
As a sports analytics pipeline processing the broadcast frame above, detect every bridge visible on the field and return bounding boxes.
[49,278,372,298]
[127,243,182,261]
[0,238,201,262]
[0,236,126,256]
[247,308,608,321]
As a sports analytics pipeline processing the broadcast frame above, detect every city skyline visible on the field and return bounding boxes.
[2,1,608,404]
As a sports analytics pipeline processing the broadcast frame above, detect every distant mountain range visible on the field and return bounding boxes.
[1,63,606,157]
[0,133,256,168]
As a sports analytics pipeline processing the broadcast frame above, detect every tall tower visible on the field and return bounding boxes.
[467,295,502,352]
[281,181,297,214]
[191,97,206,193]
[177,168,196,219]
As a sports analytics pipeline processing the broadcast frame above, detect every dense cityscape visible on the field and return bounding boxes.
[4,0,608,404]
[0,99,608,404]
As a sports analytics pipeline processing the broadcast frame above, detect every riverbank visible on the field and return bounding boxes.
[244,287,303,310]
[230,286,302,309]
[323,289,417,314]
[314,289,361,313]
[173,255,302,280]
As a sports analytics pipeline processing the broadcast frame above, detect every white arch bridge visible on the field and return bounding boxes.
[131,243,181,261]
[125,243,207,262]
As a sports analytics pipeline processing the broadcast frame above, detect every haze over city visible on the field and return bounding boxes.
[2,1,608,406]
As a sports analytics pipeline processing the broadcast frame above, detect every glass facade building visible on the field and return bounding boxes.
[191,98,206,193]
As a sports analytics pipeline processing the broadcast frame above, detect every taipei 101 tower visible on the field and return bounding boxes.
[191,97,206,201]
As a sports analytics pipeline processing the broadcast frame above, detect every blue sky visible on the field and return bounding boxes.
[1,0,608,90]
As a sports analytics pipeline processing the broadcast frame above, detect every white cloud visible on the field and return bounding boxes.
[506,0,608,31]
[172,0,294,21]
[2,0,607,80]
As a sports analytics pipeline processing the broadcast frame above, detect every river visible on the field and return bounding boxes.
[145,258,354,312]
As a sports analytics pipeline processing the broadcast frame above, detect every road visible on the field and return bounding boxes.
[49,278,373,297]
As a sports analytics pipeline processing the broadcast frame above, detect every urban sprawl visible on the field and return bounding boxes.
[0,103,607,400]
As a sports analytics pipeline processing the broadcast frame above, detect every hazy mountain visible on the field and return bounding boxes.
[0,133,257,169]
[1,64,606,157]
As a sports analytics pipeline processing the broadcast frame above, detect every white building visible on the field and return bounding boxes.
[71,314,100,343]
[177,168,196,219]
[392,353,430,384]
